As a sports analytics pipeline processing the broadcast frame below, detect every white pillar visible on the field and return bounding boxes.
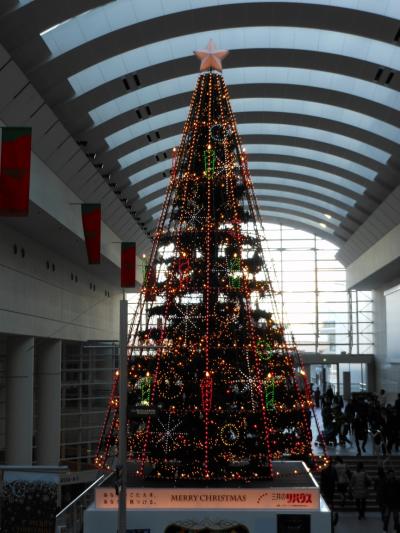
[6,335,34,464]
[36,339,62,465]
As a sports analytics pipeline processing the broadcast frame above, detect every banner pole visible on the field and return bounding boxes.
[118,293,128,533]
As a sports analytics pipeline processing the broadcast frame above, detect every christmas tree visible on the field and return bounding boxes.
[96,41,327,482]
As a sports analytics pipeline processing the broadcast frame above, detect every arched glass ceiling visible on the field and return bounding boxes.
[146,195,342,220]
[40,0,400,56]
[117,134,376,181]
[149,208,336,234]
[255,201,341,224]
[240,146,375,180]
[92,97,400,146]
[251,177,357,205]
[131,156,365,196]
[90,67,400,123]
[68,27,400,97]
[261,212,335,233]
[106,120,390,165]
[249,161,371,187]
[138,176,358,206]
[146,193,347,218]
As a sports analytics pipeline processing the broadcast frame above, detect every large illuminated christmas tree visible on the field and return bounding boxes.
[96,41,327,482]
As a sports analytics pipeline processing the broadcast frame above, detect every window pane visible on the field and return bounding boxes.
[318,291,349,303]
[281,250,315,262]
[254,223,373,356]
[283,270,315,283]
[318,302,348,313]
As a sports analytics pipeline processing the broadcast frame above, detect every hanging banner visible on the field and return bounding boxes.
[81,203,101,264]
[1,470,58,532]
[121,242,136,287]
[0,127,32,216]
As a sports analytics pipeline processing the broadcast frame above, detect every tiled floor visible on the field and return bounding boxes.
[311,408,399,531]
[335,512,389,532]
[311,408,400,459]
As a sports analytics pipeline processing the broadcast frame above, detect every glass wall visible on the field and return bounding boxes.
[128,223,374,357]
[60,340,118,469]
[260,223,373,355]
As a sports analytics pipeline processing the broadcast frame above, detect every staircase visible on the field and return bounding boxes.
[315,455,400,512]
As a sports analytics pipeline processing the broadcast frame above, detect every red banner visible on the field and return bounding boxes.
[0,127,32,215]
[121,242,136,287]
[81,204,101,264]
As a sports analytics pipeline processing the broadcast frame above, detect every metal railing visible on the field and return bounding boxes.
[56,471,114,533]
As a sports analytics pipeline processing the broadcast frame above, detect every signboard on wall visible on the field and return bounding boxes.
[96,486,319,510]
[1,470,58,533]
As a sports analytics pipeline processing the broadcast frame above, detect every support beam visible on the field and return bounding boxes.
[6,335,34,465]
[36,338,62,465]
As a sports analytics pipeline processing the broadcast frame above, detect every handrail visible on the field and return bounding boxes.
[56,471,114,519]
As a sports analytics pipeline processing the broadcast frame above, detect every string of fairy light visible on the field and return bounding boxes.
[95,70,329,479]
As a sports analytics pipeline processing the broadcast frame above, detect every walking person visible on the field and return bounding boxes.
[320,461,338,526]
[350,462,371,520]
[374,467,386,523]
[314,386,321,408]
[383,469,400,533]
[333,457,349,507]
[372,426,384,456]
[352,413,368,455]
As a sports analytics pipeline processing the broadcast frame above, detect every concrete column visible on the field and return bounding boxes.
[6,335,34,465]
[367,361,376,394]
[36,339,62,465]
[343,371,351,401]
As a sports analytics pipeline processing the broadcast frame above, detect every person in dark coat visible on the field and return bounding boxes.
[320,461,338,526]
[374,467,386,522]
[334,457,349,506]
[314,387,321,408]
[350,462,371,520]
[352,413,368,455]
[383,469,400,532]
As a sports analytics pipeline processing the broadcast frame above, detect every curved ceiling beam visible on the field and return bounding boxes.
[143,186,353,223]
[0,0,109,48]
[88,84,400,138]
[36,0,400,60]
[63,63,400,138]
[29,3,400,91]
[64,50,400,122]
[136,171,362,211]
[117,135,376,183]
[103,127,388,200]
[143,190,366,237]
[126,156,371,202]
[148,207,345,246]
[89,107,399,164]
[117,136,375,193]
[104,119,389,171]
[258,215,344,246]
[87,94,399,194]
[146,196,343,226]
[251,205,341,232]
